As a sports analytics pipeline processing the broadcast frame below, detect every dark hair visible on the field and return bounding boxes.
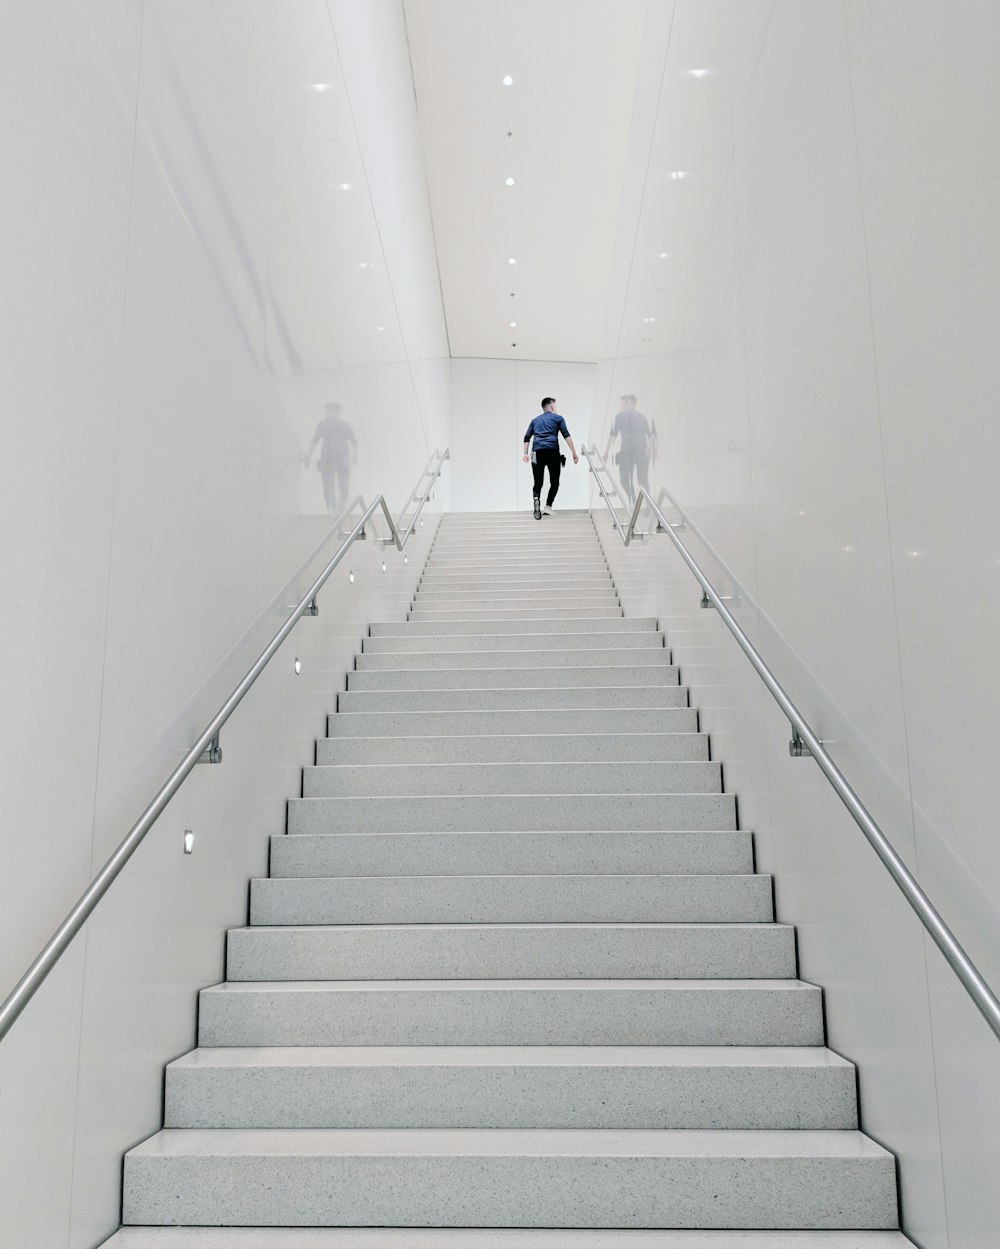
[541,396,556,409]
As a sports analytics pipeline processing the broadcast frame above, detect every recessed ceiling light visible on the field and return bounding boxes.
[359,261,368,269]
[313,83,331,93]
[670,171,689,180]
[509,321,517,328]
[339,182,352,191]
[659,252,669,259]
[689,69,710,79]
[507,257,516,265]
[377,326,384,332]
[505,177,515,186]
[502,75,513,86]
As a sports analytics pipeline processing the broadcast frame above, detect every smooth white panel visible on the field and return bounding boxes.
[449,359,518,511]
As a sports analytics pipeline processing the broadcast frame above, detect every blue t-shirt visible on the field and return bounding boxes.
[524,412,570,450]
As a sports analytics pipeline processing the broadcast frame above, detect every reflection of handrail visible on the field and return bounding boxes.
[582,443,1000,1043]
[0,448,449,1044]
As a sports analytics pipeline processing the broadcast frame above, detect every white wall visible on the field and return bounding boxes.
[451,358,597,512]
[0,3,448,1246]
[590,4,1000,1247]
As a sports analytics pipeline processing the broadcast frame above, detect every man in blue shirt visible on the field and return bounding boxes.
[522,397,579,519]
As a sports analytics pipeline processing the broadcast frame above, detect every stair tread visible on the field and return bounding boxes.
[168,1045,852,1069]
[204,978,818,992]
[128,1127,891,1160]
[105,1231,916,1247]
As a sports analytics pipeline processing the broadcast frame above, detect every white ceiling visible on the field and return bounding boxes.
[402,0,648,363]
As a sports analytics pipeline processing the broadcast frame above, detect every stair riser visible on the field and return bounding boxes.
[419,577,613,590]
[287,792,734,834]
[361,633,665,652]
[411,598,622,613]
[198,983,825,1047]
[123,1150,896,1229]
[326,709,698,736]
[165,1063,856,1130]
[300,760,721,797]
[408,610,626,621]
[314,734,708,764]
[346,668,678,692]
[226,925,795,981]
[355,651,673,670]
[370,618,657,635]
[248,875,772,925]
[101,1230,917,1248]
[269,831,754,879]
[423,564,610,577]
[337,689,690,713]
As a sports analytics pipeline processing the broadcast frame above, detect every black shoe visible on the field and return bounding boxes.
[533,496,541,520]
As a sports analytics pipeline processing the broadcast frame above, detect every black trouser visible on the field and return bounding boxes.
[532,447,562,506]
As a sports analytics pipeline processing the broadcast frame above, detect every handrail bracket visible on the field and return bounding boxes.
[198,734,222,765]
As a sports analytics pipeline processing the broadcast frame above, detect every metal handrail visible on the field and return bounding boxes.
[0,448,449,1044]
[582,443,1000,1042]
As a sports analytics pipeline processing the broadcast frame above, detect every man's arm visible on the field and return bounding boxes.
[522,439,531,463]
[564,435,579,465]
[522,418,535,463]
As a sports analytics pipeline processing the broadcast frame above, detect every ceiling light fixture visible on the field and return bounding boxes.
[339,182,352,191]
[313,83,331,93]
[659,252,669,259]
[509,321,517,328]
[689,69,710,79]
[505,177,515,186]
[502,75,513,86]
[670,171,689,180]
[507,257,516,265]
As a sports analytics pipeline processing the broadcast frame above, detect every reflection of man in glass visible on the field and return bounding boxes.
[305,402,357,513]
[604,394,656,506]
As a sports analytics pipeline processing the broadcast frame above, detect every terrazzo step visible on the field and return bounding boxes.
[408,609,626,622]
[431,537,597,549]
[249,873,771,926]
[410,598,623,615]
[361,631,666,652]
[102,1229,918,1248]
[163,1045,857,1130]
[417,578,616,592]
[336,687,690,713]
[326,708,699,736]
[345,667,677,692]
[423,558,610,573]
[122,1127,897,1229]
[314,732,708,764]
[300,759,720,797]
[428,548,600,563]
[197,979,826,1047]
[225,922,794,981]
[370,617,657,635]
[416,577,611,592]
[286,791,732,833]
[355,649,673,670]
[269,830,754,879]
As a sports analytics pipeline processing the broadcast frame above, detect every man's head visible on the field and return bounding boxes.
[325,401,342,417]
[620,394,637,409]
[541,397,556,411]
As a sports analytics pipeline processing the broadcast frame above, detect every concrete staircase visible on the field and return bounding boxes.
[106,510,914,1247]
